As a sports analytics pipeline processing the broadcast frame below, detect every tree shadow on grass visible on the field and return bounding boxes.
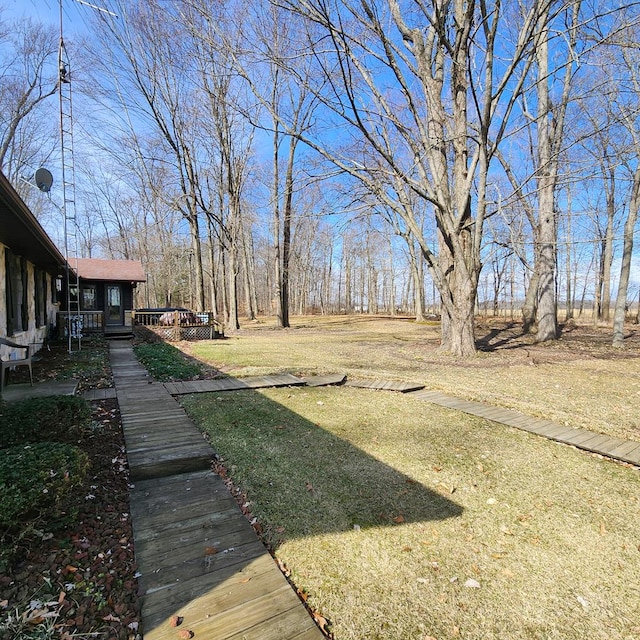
[126,367,462,638]
[475,322,530,352]
[180,388,463,543]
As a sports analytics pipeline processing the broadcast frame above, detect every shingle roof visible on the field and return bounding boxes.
[0,171,67,272]
[73,258,146,282]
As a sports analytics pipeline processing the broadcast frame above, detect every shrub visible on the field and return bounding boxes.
[0,395,91,449]
[0,442,89,536]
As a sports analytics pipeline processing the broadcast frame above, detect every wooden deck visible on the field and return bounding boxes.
[109,342,324,640]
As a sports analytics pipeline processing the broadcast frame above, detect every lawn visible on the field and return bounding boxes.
[174,317,640,640]
[185,315,640,441]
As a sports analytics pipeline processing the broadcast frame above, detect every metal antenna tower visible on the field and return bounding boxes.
[58,0,81,353]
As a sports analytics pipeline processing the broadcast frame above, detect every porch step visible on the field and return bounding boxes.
[105,327,135,340]
[105,333,135,340]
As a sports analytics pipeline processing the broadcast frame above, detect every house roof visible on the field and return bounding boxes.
[0,172,67,272]
[73,258,146,282]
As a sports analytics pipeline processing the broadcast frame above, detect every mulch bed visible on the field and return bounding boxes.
[0,399,142,640]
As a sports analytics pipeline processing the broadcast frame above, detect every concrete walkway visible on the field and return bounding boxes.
[109,341,324,640]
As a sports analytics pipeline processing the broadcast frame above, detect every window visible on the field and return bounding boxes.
[81,284,97,310]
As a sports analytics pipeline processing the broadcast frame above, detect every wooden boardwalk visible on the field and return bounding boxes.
[109,342,324,640]
[408,389,640,467]
[164,374,306,396]
[346,378,425,393]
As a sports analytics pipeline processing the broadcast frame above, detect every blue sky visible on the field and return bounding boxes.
[3,0,90,34]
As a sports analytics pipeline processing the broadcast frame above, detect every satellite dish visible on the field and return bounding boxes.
[34,167,53,193]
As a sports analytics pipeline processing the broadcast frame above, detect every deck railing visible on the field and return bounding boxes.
[56,311,105,336]
[132,310,224,341]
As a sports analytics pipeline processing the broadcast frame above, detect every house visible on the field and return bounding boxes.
[59,258,146,332]
[0,171,66,353]
[1,168,147,348]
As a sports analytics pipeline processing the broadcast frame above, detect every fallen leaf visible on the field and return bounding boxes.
[102,614,120,622]
[204,547,217,556]
[312,611,330,632]
[392,515,405,524]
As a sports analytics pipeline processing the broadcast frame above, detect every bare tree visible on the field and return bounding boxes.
[260,0,557,356]
[612,27,640,347]
[0,17,58,189]
[91,0,209,310]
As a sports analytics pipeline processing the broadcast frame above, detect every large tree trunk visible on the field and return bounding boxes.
[601,183,615,321]
[535,18,558,342]
[188,213,206,312]
[613,165,640,347]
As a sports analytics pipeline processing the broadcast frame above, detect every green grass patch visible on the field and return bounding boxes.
[181,386,640,640]
[0,395,91,448]
[0,442,89,565]
[133,341,205,381]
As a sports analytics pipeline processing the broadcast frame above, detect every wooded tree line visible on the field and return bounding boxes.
[1,0,640,356]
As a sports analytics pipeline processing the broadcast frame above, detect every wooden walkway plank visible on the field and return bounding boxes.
[346,379,425,393]
[406,387,640,467]
[108,342,323,640]
[624,447,640,465]
[600,438,626,456]
[165,374,306,396]
[302,373,347,387]
[604,440,640,458]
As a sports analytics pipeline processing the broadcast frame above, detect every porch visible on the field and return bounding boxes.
[56,309,224,341]
[133,309,224,341]
[56,310,134,335]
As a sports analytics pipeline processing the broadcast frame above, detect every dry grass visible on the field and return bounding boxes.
[185,315,640,441]
[181,385,640,640]
[175,316,640,639]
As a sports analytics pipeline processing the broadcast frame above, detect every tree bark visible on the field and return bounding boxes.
[613,165,640,347]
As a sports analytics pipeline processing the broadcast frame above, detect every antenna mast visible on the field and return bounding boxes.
[58,0,81,353]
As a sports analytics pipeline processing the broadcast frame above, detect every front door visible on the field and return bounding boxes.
[106,284,123,326]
